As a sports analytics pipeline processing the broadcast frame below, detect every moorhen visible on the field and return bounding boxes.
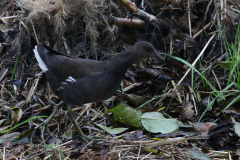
[33,41,163,143]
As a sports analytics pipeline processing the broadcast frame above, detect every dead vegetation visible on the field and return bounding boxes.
[0,0,240,159]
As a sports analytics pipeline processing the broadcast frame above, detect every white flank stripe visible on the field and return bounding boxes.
[33,46,48,71]
[66,76,76,83]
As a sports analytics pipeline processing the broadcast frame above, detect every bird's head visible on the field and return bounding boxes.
[131,41,164,61]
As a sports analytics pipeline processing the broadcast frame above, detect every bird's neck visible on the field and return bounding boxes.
[106,51,137,73]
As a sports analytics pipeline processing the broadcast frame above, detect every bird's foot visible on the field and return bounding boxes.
[35,101,65,145]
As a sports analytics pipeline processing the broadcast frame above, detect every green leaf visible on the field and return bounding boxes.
[0,132,20,144]
[141,112,179,133]
[13,128,35,142]
[107,103,139,128]
[135,110,143,117]
[232,117,240,137]
[218,61,237,70]
[61,128,73,139]
[126,94,147,106]
[96,124,128,134]
[11,107,23,126]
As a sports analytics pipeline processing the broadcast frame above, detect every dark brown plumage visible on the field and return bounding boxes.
[33,41,163,143]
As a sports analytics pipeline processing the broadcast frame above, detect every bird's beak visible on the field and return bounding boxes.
[154,50,164,61]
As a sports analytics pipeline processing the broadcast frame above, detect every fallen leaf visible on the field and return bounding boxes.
[197,122,217,136]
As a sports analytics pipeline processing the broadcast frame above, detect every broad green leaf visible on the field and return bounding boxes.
[107,103,139,128]
[141,112,179,133]
[135,110,143,117]
[96,124,128,134]
[232,117,240,137]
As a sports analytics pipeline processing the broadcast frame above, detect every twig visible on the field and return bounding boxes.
[1,84,18,103]
[0,69,8,82]
[193,21,215,39]
[188,121,199,136]
[188,86,197,115]
[221,0,224,20]
[1,16,18,19]
[187,0,192,37]
[137,142,142,160]
[200,0,213,42]
[171,80,182,103]
[31,20,39,43]
[20,21,31,47]
[117,0,156,22]
[3,147,5,160]
[212,70,222,90]
[145,135,207,148]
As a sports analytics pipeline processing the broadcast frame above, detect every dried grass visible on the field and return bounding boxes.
[20,0,101,51]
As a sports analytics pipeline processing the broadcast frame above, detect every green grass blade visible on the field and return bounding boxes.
[1,116,47,134]
[135,93,179,110]
[163,53,218,96]
[220,94,240,114]
[198,82,235,122]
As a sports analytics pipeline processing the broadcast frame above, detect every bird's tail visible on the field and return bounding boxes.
[33,43,48,72]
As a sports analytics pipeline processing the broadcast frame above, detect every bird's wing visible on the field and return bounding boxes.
[35,43,105,82]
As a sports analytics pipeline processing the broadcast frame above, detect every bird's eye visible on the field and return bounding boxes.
[146,47,150,51]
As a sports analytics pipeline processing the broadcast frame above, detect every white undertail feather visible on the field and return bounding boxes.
[33,45,48,72]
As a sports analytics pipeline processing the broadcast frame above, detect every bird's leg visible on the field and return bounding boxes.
[67,107,106,142]
[67,108,90,143]
[35,101,65,145]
